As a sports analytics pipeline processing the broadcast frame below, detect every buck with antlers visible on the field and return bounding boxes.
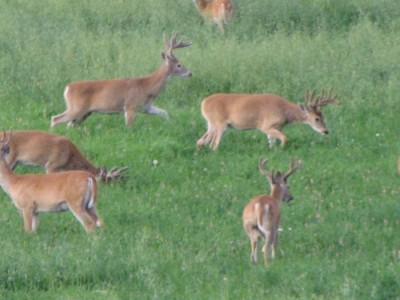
[0,130,127,183]
[0,131,103,233]
[193,0,234,33]
[242,158,301,266]
[51,32,192,128]
[197,90,339,150]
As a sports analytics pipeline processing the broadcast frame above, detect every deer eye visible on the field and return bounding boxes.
[177,64,181,68]
[315,117,320,122]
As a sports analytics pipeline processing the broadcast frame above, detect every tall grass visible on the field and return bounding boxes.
[0,0,399,299]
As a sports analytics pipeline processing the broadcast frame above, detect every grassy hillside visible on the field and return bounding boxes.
[0,0,399,299]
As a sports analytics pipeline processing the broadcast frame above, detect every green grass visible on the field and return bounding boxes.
[0,0,400,299]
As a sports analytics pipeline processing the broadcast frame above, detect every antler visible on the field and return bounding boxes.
[316,88,340,106]
[258,157,272,178]
[164,32,192,56]
[99,166,128,183]
[284,158,302,180]
[0,129,12,149]
[306,88,339,108]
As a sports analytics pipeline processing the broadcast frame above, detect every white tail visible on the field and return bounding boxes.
[0,130,103,233]
[1,130,127,183]
[51,32,192,128]
[242,158,301,266]
[197,90,339,150]
[193,0,234,33]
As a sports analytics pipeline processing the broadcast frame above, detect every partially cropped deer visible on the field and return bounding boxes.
[193,0,234,33]
[242,158,301,266]
[0,131,103,233]
[0,130,126,183]
[197,90,339,150]
[51,32,192,128]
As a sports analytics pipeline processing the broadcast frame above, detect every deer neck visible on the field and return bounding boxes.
[194,0,208,10]
[141,63,170,98]
[284,104,308,125]
[0,160,17,193]
[270,184,284,204]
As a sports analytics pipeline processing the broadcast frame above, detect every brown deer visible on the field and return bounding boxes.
[51,32,192,128]
[193,0,234,33]
[0,131,103,233]
[197,90,339,150]
[242,158,301,266]
[0,130,126,183]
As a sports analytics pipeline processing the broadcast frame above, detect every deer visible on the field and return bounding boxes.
[242,157,301,266]
[0,130,127,183]
[0,131,103,233]
[196,90,339,150]
[192,0,234,33]
[51,32,192,128]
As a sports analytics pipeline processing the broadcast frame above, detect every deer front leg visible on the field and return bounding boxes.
[143,103,169,120]
[265,128,287,148]
[21,208,34,232]
[124,108,136,126]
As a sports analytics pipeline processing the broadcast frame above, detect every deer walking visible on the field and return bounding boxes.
[0,131,103,233]
[242,158,301,266]
[193,0,234,33]
[51,32,192,128]
[197,90,339,150]
[0,130,126,183]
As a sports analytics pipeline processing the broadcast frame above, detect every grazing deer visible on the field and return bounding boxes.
[0,130,126,183]
[242,158,301,266]
[51,32,192,128]
[197,90,339,150]
[0,131,103,233]
[193,0,234,33]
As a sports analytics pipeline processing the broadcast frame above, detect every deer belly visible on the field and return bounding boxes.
[36,202,69,213]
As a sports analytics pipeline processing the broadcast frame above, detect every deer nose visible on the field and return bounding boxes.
[323,130,329,135]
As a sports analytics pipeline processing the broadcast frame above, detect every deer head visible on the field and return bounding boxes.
[301,89,339,135]
[259,158,302,202]
[161,32,192,78]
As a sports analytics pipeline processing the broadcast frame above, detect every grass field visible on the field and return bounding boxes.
[0,0,399,299]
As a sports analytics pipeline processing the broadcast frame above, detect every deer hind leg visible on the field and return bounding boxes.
[21,208,34,232]
[87,206,104,228]
[51,110,90,128]
[196,122,214,148]
[68,203,96,233]
[210,125,226,150]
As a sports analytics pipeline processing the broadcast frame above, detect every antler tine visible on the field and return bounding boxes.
[306,89,317,107]
[258,157,271,177]
[317,88,340,106]
[165,32,192,55]
[105,166,128,183]
[284,158,302,179]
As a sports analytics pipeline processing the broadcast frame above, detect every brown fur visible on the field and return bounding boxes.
[197,93,334,150]
[51,33,192,128]
[0,133,103,233]
[242,158,301,266]
[193,0,234,33]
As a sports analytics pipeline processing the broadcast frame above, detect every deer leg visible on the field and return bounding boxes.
[31,213,40,231]
[265,128,287,148]
[68,203,96,233]
[87,207,104,228]
[144,104,169,120]
[124,108,136,126]
[196,124,214,148]
[51,110,89,128]
[210,126,226,150]
[68,112,92,127]
[21,208,34,232]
